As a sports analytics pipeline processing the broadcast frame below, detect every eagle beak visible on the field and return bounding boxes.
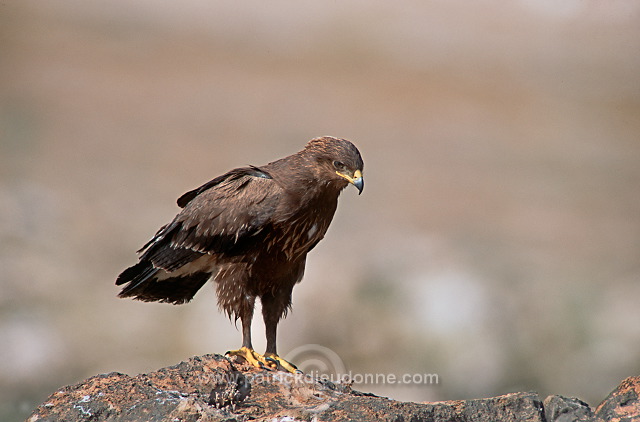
[352,170,364,195]
[337,169,364,195]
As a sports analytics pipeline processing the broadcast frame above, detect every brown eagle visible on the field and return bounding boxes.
[116,136,364,372]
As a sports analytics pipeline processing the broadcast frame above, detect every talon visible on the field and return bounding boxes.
[226,346,270,370]
[264,352,300,374]
[264,356,278,369]
[225,347,300,373]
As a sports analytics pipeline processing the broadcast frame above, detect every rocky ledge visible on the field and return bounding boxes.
[28,354,639,422]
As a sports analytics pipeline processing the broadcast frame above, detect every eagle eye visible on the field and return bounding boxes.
[333,160,346,171]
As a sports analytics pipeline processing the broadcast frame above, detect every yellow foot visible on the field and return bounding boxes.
[225,347,301,373]
[264,352,301,374]
[226,346,272,370]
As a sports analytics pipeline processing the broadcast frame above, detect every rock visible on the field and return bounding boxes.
[207,370,251,409]
[543,395,593,422]
[27,354,640,422]
[27,355,247,422]
[594,376,640,422]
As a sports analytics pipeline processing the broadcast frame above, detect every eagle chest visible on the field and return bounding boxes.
[273,201,335,262]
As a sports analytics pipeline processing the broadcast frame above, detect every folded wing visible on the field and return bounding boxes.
[116,166,281,303]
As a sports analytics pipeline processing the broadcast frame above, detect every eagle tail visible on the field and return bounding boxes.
[116,260,211,305]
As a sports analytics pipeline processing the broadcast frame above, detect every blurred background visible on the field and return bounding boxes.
[1,1,639,420]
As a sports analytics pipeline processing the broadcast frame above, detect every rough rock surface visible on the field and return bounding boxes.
[28,354,640,422]
[594,376,640,422]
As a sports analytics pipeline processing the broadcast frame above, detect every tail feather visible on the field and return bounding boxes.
[116,261,157,287]
[116,260,211,304]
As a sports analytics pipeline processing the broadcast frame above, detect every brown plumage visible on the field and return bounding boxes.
[116,136,364,371]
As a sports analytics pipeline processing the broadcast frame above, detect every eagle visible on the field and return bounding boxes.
[116,136,364,372]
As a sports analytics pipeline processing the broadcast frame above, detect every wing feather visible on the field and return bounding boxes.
[177,166,272,208]
[141,167,281,267]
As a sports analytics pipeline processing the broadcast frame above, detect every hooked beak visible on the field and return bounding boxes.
[337,169,364,195]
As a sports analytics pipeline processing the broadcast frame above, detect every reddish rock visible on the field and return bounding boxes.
[595,376,640,422]
[27,354,640,422]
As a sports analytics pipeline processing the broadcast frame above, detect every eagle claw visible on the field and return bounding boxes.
[264,352,300,374]
[225,347,300,374]
[226,347,270,370]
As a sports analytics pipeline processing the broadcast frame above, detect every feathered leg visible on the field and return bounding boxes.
[261,291,300,373]
[226,301,272,369]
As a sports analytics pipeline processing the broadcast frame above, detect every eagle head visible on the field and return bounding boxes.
[305,136,364,194]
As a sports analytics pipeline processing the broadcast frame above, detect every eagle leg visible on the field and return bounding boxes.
[225,298,276,369]
[259,290,301,374]
[225,306,280,370]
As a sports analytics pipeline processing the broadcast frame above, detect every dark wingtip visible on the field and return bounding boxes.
[115,261,148,286]
[177,190,197,208]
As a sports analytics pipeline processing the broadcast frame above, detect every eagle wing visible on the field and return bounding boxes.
[116,166,282,302]
[155,166,279,258]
